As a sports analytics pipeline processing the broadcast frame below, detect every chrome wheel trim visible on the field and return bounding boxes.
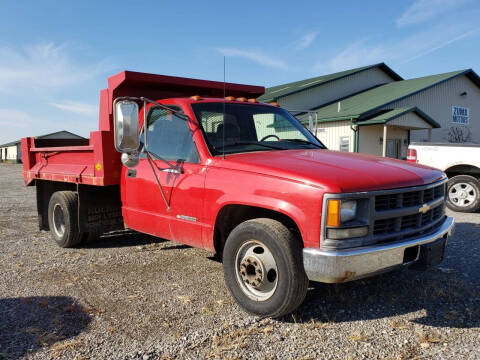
[234,240,278,301]
[52,204,66,238]
[449,182,477,207]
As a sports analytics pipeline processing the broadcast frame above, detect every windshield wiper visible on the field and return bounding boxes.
[215,141,284,151]
[282,138,323,148]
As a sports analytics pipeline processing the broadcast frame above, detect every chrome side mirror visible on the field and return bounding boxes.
[113,98,140,168]
[113,99,140,153]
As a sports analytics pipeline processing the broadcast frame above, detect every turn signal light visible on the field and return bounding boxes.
[326,199,340,227]
[269,102,280,107]
[236,97,247,102]
[248,98,258,103]
[224,96,235,101]
[190,95,201,101]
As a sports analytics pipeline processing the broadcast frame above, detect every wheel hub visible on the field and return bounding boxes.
[235,240,278,301]
[449,182,476,207]
[239,256,264,288]
[53,204,66,238]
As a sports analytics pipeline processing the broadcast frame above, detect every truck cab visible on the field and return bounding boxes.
[22,71,454,317]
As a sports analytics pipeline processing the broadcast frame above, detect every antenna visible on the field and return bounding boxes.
[222,56,226,160]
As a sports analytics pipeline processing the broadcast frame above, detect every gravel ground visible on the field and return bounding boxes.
[0,163,479,360]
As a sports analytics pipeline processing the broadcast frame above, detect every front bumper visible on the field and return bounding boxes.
[303,216,454,283]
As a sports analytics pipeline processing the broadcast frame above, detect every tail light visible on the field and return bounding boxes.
[407,148,417,162]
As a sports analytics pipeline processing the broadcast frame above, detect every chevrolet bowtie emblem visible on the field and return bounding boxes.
[418,203,431,214]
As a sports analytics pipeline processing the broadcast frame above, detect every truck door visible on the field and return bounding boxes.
[122,106,205,247]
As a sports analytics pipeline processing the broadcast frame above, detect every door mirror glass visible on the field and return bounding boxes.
[114,99,140,152]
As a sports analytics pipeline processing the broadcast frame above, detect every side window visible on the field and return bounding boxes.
[144,107,199,163]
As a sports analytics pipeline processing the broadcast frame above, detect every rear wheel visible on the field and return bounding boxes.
[446,175,480,212]
[47,191,82,248]
[223,218,308,318]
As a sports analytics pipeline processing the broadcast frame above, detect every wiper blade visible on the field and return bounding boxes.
[215,141,284,151]
[282,138,323,148]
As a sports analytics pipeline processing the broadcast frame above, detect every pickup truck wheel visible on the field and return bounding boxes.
[223,218,308,318]
[47,191,82,248]
[446,175,480,212]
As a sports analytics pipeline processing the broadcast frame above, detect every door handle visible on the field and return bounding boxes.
[161,168,183,174]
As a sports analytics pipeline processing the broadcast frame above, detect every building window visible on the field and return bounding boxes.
[339,136,350,152]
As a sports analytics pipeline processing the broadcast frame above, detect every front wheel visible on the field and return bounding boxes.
[446,175,480,213]
[223,218,308,318]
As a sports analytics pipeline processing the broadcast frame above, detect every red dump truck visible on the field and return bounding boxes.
[22,71,454,317]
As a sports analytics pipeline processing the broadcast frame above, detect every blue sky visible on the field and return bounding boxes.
[0,0,479,143]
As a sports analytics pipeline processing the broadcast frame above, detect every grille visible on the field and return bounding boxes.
[373,182,446,243]
[374,205,445,236]
[321,180,448,251]
[375,183,445,211]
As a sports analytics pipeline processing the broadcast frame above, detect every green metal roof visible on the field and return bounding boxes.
[355,107,441,128]
[0,140,20,147]
[311,69,480,122]
[258,63,402,102]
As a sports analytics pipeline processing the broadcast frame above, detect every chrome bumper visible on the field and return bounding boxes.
[303,216,455,283]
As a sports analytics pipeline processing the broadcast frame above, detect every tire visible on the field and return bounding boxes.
[446,175,480,213]
[223,218,309,318]
[47,191,83,248]
[81,230,101,244]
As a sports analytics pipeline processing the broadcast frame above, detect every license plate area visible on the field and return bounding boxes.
[409,236,447,271]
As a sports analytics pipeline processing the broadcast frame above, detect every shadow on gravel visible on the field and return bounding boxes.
[83,230,166,249]
[288,221,480,329]
[0,296,91,359]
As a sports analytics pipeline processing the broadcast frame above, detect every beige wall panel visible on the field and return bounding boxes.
[358,125,408,158]
[389,112,433,129]
[315,120,353,151]
[279,68,395,111]
[384,75,480,143]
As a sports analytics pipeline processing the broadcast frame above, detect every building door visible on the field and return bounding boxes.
[386,139,402,158]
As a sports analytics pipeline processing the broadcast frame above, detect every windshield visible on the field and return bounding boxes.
[191,102,325,155]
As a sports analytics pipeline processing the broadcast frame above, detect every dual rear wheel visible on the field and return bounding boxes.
[47,191,99,248]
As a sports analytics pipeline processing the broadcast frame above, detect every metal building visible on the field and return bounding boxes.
[259,64,480,159]
[0,130,85,163]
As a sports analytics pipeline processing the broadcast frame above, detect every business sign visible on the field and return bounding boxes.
[452,106,469,125]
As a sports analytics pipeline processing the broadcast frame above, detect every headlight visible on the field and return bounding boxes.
[325,198,369,239]
[340,200,357,223]
[326,199,359,226]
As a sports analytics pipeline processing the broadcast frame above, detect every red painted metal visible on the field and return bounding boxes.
[22,71,445,251]
[22,71,265,187]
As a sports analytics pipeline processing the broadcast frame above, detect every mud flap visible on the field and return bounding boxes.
[409,236,447,271]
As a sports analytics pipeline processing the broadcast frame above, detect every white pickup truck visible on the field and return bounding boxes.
[407,142,480,212]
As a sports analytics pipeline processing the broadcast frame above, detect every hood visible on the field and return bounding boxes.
[211,149,445,193]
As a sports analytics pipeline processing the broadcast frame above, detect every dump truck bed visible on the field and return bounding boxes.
[21,71,264,186]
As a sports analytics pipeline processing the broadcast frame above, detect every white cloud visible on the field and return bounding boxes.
[316,39,386,73]
[50,101,97,116]
[403,28,480,62]
[0,42,110,94]
[315,24,480,73]
[216,48,287,69]
[396,0,470,27]
[0,108,32,128]
[296,31,318,50]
